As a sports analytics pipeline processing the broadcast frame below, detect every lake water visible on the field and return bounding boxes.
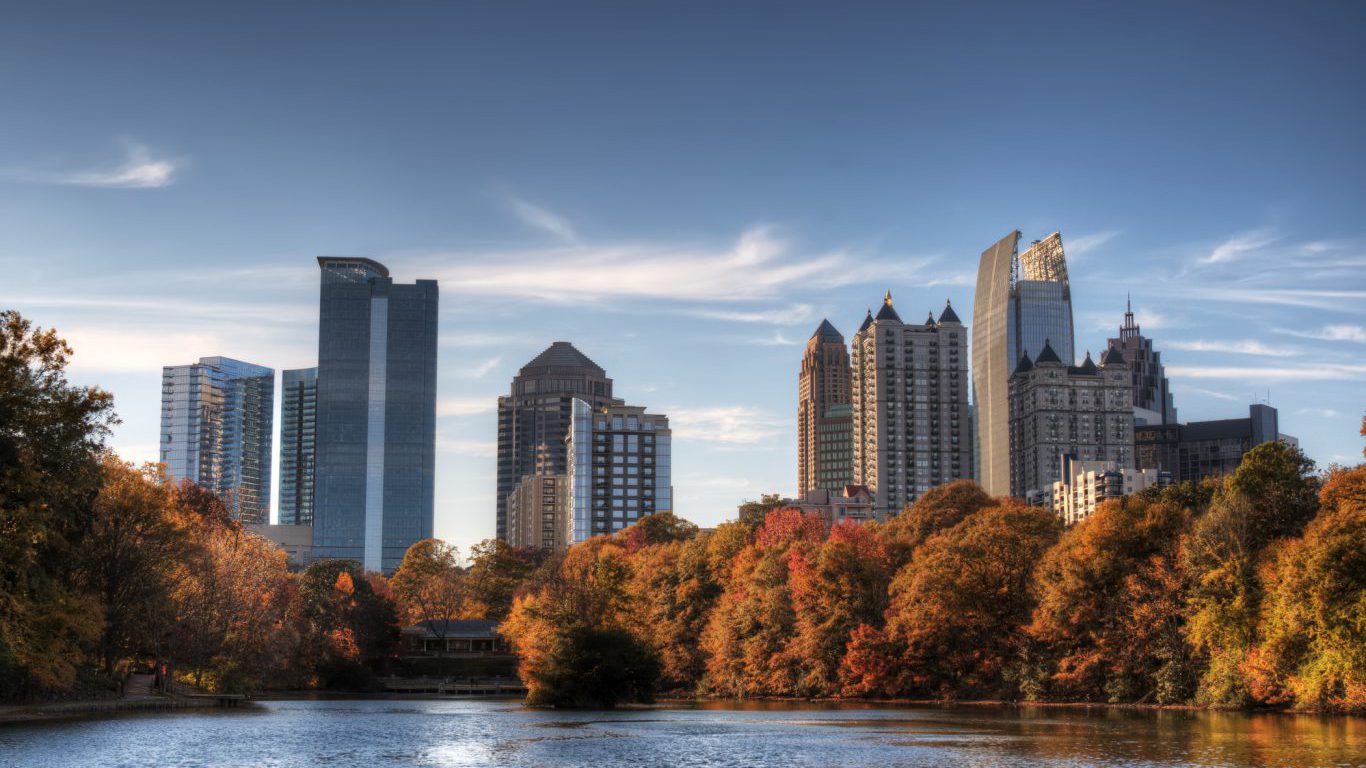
[1,699,1363,767]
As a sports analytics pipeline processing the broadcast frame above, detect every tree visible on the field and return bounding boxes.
[464,539,539,620]
[736,493,789,529]
[1247,464,1366,712]
[294,560,397,690]
[1030,496,1187,702]
[880,480,994,568]
[77,458,184,673]
[525,626,659,708]
[621,510,698,553]
[0,311,115,696]
[877,503,1060,699]
[1225,441,1318,547]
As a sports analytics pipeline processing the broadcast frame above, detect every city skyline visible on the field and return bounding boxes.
[3,2,1364,556]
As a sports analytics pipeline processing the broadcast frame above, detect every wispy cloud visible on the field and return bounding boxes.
[743,331,800,347]
[668,406,786,445]
[436,434,496,457]
[1296,407,1343,418]
[449,356,502,379]
[7,141,180,189]
[437,397,496,417]
[1167,363,1366,381]
[689,304,815,326]
[1168,286,1366,313]
[397,226,941,305]
[1199,228,1278,265]
[1066,230,1120,259]
[1187,387,1239,402]
[1163,339,1300,357]
[506,196,578,243]
[1276,324,1366,343]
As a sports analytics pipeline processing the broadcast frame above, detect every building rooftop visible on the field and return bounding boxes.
[875,291,902,322]
[1068,351,1098,375]
[1034,339,1062,365]
[521,341,605,375]
[1102,345,1127,366]
[316,256,390,278]
[937,300,961,325]
[812,318,844,342]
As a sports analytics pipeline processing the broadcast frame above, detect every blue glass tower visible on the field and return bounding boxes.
[160,356,274,523]
[312,257,438,572]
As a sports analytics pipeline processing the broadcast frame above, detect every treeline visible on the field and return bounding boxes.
[0,311,536,699]
[500,428,1366,712]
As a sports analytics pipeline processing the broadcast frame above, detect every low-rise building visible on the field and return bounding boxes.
[399,619,509,658]
[245,523,313,569]
[1136,404,1280,483]
[1051,454,1172,525]
[792,484,876,527]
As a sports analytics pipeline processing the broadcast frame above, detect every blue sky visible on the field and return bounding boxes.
[2,1,1363,554]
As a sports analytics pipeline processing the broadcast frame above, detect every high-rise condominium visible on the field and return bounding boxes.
[1008,344,1133,503]
[797,319,852,498]
[972,231,1076,497]
[506,473,569,551]
[851,292,972,519]
[312,257,438,573]
[160,356,274,523]
[279,366,318,526]
[496,342,618,542]
[566,402,672,543]
[1107,297,1177,426]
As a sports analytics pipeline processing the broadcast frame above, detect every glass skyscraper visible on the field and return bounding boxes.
[312,257,438,573]
[279,366,318,526]
[160,356,274,523]
[972,231,1076,497]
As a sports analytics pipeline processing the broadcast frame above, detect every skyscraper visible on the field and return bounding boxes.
[496,342,617,542]
[797,319,852,498]
[279,366,318,526]
[566,401,672,543]
[972,230,1076,497]
[160,356,274,523]
[1108,297,1178,425]
[312,257,438,573]
[851,292,973,519]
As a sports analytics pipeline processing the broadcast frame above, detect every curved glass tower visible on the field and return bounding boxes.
[971,231,1075,497]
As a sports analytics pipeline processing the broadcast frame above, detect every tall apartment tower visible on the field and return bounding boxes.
[851,292,973,519]
[972,231,1076,497]
[566,401,672,543]
[1008,343,1133,503]
[279,366,318,526]
[312,257,438,573]
[496,342,618,541]
[506,473,570,551]
[1107,297,1177,426]
[797,319,852,498]
[160,356,274,523]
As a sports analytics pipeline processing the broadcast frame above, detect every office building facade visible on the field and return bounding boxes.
[798,319,852,497]
[279,366,318,526]
[972,231,1076,496]
[312,257,438,573]
[506,473,570,551]
[1008,344,1133,503]
[851,293,973,519]
[567,402,672,543]
[1108,298,1177,425]
[496,342,618,541]
[160,356,274,523]
[1136,404,1279,483]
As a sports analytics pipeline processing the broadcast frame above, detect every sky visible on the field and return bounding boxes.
[2,1,1364,555]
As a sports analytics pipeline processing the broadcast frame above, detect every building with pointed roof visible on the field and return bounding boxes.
[1107,297,1178,426]
[496,341,619,541]
[851,292,973,519]
[798,319,853,498]
[1008,341,1134,504]
[972,231,1077,497]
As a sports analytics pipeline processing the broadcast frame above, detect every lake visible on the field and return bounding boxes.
[1,699,1363,767]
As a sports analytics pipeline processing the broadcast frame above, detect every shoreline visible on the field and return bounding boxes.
[0,695,238,726]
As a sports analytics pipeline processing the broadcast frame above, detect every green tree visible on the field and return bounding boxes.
[464,539,540,620]
[1226,441,1319,546]
[526,626,659,708]
[0,311,114,696]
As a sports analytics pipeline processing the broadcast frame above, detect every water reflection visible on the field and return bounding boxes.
[0,699,1361,768]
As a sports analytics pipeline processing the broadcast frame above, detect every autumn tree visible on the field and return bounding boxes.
[0,311,114,697]
[1030,496,1188,702]
[879,479,994,568]
[295,560,397,689]
[464,539,541,620]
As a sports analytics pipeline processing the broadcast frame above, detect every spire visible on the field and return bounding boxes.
[811,318,844,342]
[937,299,961,325]
[1121,294,1139,339]
[857,309,873,333]
[875,290,902,322]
